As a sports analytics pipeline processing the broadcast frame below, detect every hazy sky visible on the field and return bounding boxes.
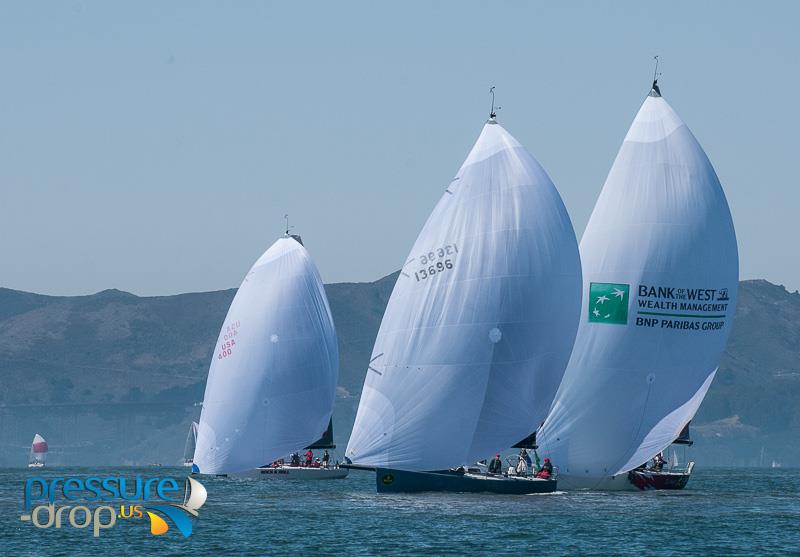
[1,1,797,296]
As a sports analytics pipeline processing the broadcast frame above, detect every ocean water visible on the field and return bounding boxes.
[1,467,798,556]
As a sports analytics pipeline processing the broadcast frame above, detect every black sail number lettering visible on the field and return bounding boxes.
[413,242,458,282]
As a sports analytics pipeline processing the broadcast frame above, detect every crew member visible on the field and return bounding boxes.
[516,454,528,476]
[652,452,665,472]
[488,453,503,474]
[305,449,314,467]
[521,448,532,468]
[536,457,553,479]
[322,450,330,468]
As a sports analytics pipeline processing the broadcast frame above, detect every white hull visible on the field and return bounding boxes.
[230,465,349,480]
[27,462,45,469]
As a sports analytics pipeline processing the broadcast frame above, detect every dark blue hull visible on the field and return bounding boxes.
[375,468,557,494]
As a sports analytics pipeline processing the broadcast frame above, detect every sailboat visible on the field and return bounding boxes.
[193,230,346,479]
[28,434,48,468]
[183,422,198,467]
[233,417,347,479]
[627,422,695,490]
[344,93,582,493]
[537,68,738,491]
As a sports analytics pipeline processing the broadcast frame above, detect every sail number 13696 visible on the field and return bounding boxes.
[415,243,458,281]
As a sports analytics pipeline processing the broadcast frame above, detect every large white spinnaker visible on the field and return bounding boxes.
[538,86,738,486]
[346,117,582,471]
[193,236,339,474]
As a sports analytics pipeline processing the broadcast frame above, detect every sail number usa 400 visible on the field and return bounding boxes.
[217,320,241,359]
[414,243,458,282]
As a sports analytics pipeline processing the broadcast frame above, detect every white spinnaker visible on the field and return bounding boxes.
[346,120,581,471]
[538,93,738,482]
[194,237,338,474]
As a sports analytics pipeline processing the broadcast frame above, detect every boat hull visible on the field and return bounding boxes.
[375,468,557,494]
[558,462,694,491]
[626,463,693,491]
[231,465,349,480]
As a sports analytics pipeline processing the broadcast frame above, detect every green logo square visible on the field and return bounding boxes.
[588,282,629,324]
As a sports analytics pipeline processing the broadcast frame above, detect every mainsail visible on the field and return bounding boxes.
[193,236,339,474]
[538,86,738,484]
[345,116,582,471]
[183,421,198,465]
[29,433,48,465]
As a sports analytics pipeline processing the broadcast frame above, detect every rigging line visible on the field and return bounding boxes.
[489,86,500,118]
[652,55,660,83]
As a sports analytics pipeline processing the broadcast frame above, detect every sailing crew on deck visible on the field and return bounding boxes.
[515,454,528,476]
[290,452,301,467]
[305,449,314,467]
[322,450,330,468]
[536,457,553,479]
[652,452,665,471]
[488,453,503,474]
[520,448,532,468]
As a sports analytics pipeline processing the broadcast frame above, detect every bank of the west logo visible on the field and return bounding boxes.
[19,475,206,538]
[588,282,629,324]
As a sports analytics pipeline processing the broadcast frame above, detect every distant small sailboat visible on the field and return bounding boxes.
[344,90,582,493]
[193,227,346,479]
[28,434,48,468]
[183,422,198,467]
[771,460,782,469]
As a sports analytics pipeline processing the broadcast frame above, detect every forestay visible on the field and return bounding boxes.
[346,119,581,471]
[194,236,338,474]
[538,91,738,482]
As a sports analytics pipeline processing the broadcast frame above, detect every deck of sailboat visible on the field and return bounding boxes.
[557,462,694,491]
[374,467,557,494]
[230,465,349,480]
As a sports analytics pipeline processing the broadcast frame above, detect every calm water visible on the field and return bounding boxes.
[2,467,799,556]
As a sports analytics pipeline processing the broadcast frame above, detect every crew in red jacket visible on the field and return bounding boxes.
[536,458,553,479]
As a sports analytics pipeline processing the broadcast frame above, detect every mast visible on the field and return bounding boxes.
[649,55,662,97]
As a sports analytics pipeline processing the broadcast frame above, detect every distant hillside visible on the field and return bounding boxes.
[0,276,797,467]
